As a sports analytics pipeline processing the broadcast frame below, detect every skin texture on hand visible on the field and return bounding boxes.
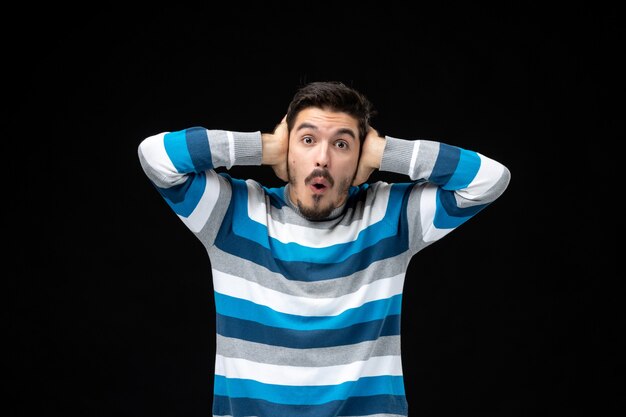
[352,127,386,186]
[262,116,289,182]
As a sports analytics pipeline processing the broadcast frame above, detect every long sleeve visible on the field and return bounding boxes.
[137,127,263,246]
[379,135,511,252]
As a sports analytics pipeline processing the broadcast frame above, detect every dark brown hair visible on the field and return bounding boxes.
[285,81,375,144]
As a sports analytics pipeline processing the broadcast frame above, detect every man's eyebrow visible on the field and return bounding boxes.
[296,122,318,132]
[296,123,356,140]
[335,128,357,140]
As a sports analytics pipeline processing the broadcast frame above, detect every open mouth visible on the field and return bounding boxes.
[309,177,330,194]
[305,169,334,195]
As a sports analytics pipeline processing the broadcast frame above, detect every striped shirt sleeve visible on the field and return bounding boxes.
[137,127,262,244]
[380,135,511,250]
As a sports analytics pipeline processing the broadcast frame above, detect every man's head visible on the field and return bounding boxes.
[284,81,375,220]
[285,81,374,145]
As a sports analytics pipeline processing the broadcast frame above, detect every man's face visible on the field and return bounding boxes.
[287,107,360,220]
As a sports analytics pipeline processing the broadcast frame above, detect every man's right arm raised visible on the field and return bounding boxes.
[137,127,262,245]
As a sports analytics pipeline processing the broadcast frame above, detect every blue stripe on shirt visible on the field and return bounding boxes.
[213,374,405,405]
[230,179,405,263]
[214,292,402,331]
[216,314,401,348]
[212,393,408,417]
[163,130,193,172]
[429,142,460,185]
[433,188,488,229]
[185,126,213,170]
[157,127,215,216]
[444,148,480,190]
[214,179,412,280]
[215,221,409,281]
[156,172,207,217]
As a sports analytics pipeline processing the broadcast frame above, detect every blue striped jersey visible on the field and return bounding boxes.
[138,127,510,417]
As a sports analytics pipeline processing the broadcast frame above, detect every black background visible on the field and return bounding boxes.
[8,3,621,416]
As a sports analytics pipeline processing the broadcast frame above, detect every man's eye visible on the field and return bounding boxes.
[336,141,348,149]
[303,137,314,144]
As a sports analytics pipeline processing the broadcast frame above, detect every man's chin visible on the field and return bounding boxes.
[297,199,334,220]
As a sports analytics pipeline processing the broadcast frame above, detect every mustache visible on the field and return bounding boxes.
[304,168,335,187]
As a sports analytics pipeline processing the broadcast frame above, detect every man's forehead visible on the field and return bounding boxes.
[294,108,358,135]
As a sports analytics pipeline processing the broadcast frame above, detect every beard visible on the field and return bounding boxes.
[288,166,354,220]
[297,198,335,220]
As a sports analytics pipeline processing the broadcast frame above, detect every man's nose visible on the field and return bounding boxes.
[315,142,330,167]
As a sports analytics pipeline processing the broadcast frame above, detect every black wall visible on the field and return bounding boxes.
[8,3,620,416]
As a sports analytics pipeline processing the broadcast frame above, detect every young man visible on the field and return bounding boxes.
[138,81,511,417]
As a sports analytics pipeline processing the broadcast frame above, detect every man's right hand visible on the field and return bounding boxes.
[262,116,289,182]
[352,126,385,186]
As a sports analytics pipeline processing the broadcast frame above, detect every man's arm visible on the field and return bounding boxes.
[138,127,263,184]
[354,128,511,250]
[137,126,263,246]
[137,119,290,242]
